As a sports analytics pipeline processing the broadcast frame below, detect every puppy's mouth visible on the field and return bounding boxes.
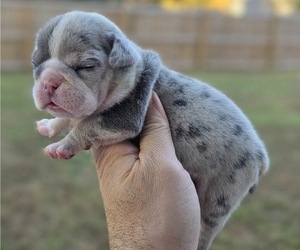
[46,102,62,110]
[44,101,70,115]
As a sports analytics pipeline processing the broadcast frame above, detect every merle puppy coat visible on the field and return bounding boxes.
[32,11,269,250]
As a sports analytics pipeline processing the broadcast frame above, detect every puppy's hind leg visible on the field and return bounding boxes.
[197,192,232,250]
[196,175,255,250]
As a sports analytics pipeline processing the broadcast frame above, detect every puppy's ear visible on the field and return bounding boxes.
[108,34,139,68]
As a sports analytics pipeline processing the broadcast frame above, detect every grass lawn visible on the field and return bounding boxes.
[2,71,300,250]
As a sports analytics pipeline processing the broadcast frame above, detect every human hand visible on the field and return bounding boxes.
[92,93,200,250]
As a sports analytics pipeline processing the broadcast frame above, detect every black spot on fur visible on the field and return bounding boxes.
[219,115,228,121]
[200,90,210,99]
[234,152,251,169]
[188,125,203,137]
[233,124,243,136]
[208,209,231,219]
[203,216,218,228]
[217,195,230,210]
[175,86,184,94]
[197,142,208,153]
[203,196,231,220]
[188,125,211,137]
[204,201,232,227]
[228,171,236,183]
[173,99,187,106]
[175,127,185,137]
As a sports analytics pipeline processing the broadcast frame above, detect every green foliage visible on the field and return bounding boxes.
[2,71,300,250]
[296,0,300,10]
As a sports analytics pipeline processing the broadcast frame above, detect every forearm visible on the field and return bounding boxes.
[104,197,195,250]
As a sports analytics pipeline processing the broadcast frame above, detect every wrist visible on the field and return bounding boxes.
[107,220,150,249]
[106,217,188,250]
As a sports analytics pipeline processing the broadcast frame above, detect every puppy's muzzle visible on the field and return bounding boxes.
[40,68,63,96]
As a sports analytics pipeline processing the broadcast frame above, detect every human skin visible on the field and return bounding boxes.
[92,93,201,250]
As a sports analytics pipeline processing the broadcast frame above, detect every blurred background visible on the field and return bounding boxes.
[1,0,300,249]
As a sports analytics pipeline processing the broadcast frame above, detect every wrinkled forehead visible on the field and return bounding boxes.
[33,12,116,65]
[49,14,106,58]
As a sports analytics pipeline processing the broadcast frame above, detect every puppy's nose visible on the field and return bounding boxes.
[43,79,59,95]
[40,68,63,96]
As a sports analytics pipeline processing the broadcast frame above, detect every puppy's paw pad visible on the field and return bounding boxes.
[36,119,56,137]
[44,142,76,160]
[57,151,75,159]
[44,143,59,159]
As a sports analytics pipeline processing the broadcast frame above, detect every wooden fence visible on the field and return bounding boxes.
[2,1,300,72]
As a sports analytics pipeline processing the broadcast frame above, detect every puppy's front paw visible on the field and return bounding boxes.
[44,140,79,159]
[36,119,57,138]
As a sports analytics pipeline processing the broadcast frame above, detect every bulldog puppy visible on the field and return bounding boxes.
[32,11,269,250]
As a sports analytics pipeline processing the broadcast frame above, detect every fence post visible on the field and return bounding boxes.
[193,13,210,69]
[265,16,279,69]
[20,3,36,70]
[115,6,137,37]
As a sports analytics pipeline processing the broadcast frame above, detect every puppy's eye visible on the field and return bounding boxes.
[75,64,97,72]
[83,65,96,70]
[73,58,100,73]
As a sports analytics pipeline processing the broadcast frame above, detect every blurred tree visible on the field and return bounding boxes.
[295,0,300,9]
[271,0,299,15]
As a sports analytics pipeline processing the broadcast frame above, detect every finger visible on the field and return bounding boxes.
[147,92,169,122]
[139,92,178,161]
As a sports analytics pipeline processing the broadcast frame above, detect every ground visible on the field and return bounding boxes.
[1,71,300,250]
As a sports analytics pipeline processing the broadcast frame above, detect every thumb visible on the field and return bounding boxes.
[139,92,177,159]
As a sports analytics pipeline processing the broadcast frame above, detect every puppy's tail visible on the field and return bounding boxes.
[257,147,270,177]
[249,146,270,194]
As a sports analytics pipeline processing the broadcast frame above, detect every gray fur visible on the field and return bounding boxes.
[32,11,269,250]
